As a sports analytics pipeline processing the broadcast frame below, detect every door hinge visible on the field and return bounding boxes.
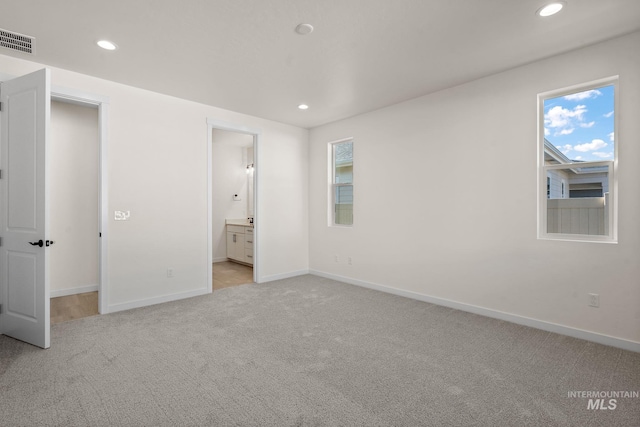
[0,304,2,314]
[0,236,2,247]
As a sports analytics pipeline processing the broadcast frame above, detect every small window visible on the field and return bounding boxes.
[330,139,353,226]
[539,78,617,241]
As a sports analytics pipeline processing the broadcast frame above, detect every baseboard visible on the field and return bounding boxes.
[51,284,99,298]
[259,269,309,283]
[106,287,211,314]
[212,257,228,263]
[309,270,640,353]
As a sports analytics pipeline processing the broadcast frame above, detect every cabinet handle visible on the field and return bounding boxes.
[247,255,253,258]
[233,234,236,243]
[246,240,253,243]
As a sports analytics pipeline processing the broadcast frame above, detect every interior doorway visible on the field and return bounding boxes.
[49,100,100,323]
[207,119,260,291]
[50,87,109,317]
[0,71,108,347]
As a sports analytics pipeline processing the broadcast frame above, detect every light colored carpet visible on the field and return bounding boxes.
[1,275,638,426]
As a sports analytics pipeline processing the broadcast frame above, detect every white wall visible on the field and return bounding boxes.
[212,129,253,262]
[309,32,640,346]
[0,53,309,312]
[50,101,100,296]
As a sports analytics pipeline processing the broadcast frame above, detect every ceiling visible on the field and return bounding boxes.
[1,1,639,129]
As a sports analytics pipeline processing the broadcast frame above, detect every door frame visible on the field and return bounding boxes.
[50,85,110,314]
[207,118,261,287]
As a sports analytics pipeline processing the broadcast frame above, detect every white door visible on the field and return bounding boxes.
[0,69,51,349]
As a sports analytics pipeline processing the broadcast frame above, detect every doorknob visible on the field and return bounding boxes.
[29,239,44,247]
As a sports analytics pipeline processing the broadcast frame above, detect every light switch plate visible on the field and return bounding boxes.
[115,210,130,221]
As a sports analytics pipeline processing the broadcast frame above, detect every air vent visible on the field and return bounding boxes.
[0,29,35,55]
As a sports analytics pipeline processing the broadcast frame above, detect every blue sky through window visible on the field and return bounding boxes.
[544,85,614,162]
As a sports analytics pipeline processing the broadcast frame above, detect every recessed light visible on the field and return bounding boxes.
[298,104,309,110]
[97,40,118,50]
[295,24,314,35]
[537,2,565,17]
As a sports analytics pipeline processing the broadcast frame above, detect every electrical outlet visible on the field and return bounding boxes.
[167,268,174,278]
[348,257,352,265]
[588,293,599,308]
[334,255,339,263]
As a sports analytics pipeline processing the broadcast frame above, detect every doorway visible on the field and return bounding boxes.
[207,119,260,290]
[50,87,109,316]
[49,100,100,323]
[0,70,109,347]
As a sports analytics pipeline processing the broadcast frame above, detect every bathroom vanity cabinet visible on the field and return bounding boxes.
[226,223,254,265]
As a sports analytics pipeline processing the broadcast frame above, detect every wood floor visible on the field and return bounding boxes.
[50,261,253,323]
[213,261,254,290]
[50,292,99,324]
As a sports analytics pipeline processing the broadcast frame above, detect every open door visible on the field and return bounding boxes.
[0,69,51,349]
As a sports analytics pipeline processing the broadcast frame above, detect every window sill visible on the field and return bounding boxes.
[538,234,617,244]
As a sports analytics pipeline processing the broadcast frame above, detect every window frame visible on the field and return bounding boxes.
[537,76,618,243]
[328,137,354,227]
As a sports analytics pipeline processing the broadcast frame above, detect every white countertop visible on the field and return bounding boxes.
[226,219,254,227]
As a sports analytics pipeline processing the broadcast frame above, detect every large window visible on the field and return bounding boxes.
[330,139,353,226]
[538,78,617,242]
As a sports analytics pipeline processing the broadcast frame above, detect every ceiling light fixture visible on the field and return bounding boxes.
[295,24,314,35]
[97,40,118,50]
[298,104,309,110]
[537,2,566,17]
